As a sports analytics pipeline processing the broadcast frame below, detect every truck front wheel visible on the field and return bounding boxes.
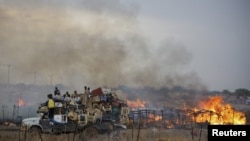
[27,126,42,141]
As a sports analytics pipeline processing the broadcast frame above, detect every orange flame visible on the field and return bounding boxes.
[127,98,146,109]
[193,96,246,125]
[164,120,175,129]
[148,113,162,121]
[18,98,24,107]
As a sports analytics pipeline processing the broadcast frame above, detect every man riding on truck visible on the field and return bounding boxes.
[41,94,55,124]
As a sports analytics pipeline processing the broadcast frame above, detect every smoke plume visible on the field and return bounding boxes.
[0,0,206,91]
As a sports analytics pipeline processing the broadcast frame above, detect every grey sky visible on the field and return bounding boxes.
[0,0,249,91]
[125,0,250,91]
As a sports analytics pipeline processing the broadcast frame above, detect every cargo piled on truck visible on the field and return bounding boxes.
[20,86,129,141]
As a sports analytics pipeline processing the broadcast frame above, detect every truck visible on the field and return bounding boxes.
[20,87,129,141]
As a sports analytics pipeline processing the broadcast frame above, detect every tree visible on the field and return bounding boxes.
[222,89,231,95]
[235,88,250,99]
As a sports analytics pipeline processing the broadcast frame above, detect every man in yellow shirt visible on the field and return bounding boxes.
[47,94,55,122]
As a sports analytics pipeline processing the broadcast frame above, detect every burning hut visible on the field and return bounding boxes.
[126,96,247,129]
[188,96,247,125]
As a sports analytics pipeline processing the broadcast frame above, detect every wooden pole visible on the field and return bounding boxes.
[199,124,202,141]
[137,112,141,141]
[232,108,235,125]
[12,105,15,120]
[132,122,134,141]
[2,105,5,121]
[7,64,10,84]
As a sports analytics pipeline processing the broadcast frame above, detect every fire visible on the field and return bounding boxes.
[18,98,24,107]
[127,98,146,109]
[148,113,162,121]
[164,120,174,129]
[192,96,246,125]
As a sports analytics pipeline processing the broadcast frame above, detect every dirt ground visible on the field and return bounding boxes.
[0,125,208,141]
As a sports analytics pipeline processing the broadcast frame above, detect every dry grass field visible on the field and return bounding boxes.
[0,126,208,141]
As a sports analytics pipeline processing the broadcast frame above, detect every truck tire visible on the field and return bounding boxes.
[77,126,99,141]
[27,126,42,141]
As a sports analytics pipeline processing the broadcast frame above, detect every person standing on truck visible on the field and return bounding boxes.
[54,86,60,95]
[47,94,55,124]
